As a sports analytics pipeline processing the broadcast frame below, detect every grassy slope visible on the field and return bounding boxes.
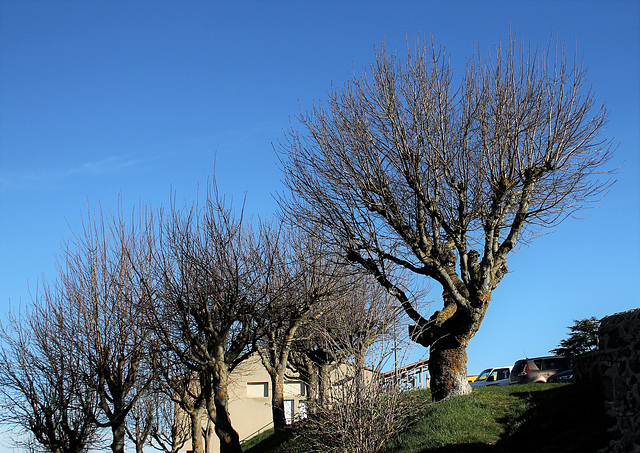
[242,382,608,453]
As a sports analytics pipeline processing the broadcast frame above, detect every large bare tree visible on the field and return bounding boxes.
[278,36,614,400]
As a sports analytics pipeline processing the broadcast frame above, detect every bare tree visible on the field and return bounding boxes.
[58,205,157,452]
[145,378,190,453]
[0,293,99,453]
[257,228,349,432]
[124,393,154,453]
[278,35,614,400]
[151,186,276,453]
[148,351,206,453]
[286,270,404,416]
[287,332,337,413]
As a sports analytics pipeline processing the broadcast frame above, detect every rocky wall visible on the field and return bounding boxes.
[577,308,640,453]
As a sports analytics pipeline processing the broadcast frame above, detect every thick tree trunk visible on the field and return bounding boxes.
[271,371,287,432]
[354,349,367,395]
[110,423,126,453]
[303,359,319,415]
[414,294,488,401]
[429,339,471,401]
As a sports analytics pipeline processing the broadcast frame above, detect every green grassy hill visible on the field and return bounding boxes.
[242,382,607,453]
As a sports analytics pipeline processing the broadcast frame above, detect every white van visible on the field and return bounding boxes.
[470,366,512,387]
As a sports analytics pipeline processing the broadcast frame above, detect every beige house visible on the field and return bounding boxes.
[180,354,308,452]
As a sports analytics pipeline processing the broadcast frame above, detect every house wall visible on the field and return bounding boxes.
[180,354,307,452]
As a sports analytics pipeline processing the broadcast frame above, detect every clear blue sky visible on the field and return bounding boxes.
[1,0,639,447]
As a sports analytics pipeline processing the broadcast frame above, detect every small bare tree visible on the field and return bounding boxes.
[0,294,99,453]
[287,333,339,413]
[146,379,190,453]
[278,35,614,400]
[257,228,349,432]
[292,279,421,453]
[124,393,154,453]
[147,351,205,453]
[58,205,157,453]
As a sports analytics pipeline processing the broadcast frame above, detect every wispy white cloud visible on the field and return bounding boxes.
[0,154,159,191]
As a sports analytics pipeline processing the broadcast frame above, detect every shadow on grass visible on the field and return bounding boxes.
[423,383,608,453]
[494,382,607,453]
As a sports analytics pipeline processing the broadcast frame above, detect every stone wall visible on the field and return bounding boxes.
[575,308,640,453]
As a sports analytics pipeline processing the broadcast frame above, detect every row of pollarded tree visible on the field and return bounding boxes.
[1,32,614,453]
[0,185,408,453]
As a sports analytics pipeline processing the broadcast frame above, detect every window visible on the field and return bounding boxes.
[298,401,308,420]
[284,381,306,396]
[512,361,526,374]
[542,358,571,371]
[247,382,268,398]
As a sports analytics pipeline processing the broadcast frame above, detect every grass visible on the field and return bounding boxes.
[242,382,608,453]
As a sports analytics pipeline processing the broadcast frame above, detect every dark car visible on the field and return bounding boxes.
[509,356,572,384]
[547,369,574,383]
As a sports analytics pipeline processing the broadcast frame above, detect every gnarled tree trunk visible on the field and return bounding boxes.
[209,362,241,453]
[428,339,471,401]
[412,292,489,400]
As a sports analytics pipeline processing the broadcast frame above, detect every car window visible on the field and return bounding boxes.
[533,359,543,370]
[476,369,492,381]
[542,358,571,371]
[496,369,509,380]
[512,361,525,374]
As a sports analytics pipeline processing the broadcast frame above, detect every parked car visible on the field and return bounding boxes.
[470,366,512,387]
[509,356,572,384]
[547,369,574,383]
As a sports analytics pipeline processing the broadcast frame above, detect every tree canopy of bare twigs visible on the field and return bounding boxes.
[278,35,614,400]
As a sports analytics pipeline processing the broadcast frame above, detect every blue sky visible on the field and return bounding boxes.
[1,0,639,446]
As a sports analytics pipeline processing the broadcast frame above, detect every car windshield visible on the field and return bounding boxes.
[475,369,492,381]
